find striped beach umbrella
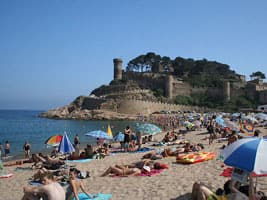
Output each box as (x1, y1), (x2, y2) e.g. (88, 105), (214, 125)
(44, 135), (63, 146)
(58, 132), (75, 154)
(221, 137), (267, 174)
(134, 123), (161, 135)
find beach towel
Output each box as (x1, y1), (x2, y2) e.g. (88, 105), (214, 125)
(140, 169), (164, 177)
(112, 169), (165, 178)
(29, 180), (43, 186)
(135, 147), (154, 153)
(220, 167), (267, 177)
(66, 158), (93, 163)
(110, 147), (137, 153)
(0, 173), (14, 178)
(72, 193), (112, 200)
(176, 152), (216, 164)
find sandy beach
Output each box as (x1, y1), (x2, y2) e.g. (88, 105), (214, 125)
(1, 127), (267, 200)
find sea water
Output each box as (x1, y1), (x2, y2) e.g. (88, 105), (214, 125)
(0, 110), (138, 160)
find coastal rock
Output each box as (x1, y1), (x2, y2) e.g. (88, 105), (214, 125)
(40, 106), (138, 121)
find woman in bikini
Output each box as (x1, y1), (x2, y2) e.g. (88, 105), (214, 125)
(100, 165), (141, 177)
(66, 168), (94, 200)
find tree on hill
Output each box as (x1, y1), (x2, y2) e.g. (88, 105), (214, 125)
(250, 71), (266, 80)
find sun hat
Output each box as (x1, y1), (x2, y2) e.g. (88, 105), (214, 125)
(143, 166), (151, 172)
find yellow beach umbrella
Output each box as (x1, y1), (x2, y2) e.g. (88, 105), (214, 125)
(107, 125), (113, 138)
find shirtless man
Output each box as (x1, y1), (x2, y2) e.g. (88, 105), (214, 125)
(22, 171), (65, 200)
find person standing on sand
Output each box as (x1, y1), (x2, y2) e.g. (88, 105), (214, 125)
(22, 171), (65, 200)
(23, 141), (31, 159)
(124, 126), (131, 152)
(4, 141), (10, 157)
(74, 134), (80, 148)
(136, 131), (142, 150)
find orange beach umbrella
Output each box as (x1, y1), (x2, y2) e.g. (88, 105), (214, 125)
(44, 135), (63, 146)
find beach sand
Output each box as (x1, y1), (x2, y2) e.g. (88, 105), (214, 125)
(1, 127), (267, 200)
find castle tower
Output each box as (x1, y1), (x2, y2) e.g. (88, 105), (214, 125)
(113, 58), (123, 80)
(152, 61), (164, 73)
(165, 75), (173, 98)
(223, 81), (231, 101)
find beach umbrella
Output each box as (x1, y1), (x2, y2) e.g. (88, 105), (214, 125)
(44, 135), (63, 146)
(232, 113), (241, 118)
(107, 125), (113, 138)
(58, 132), (75, 154)
(134, 123), (161, 135)
(113, 132), (125, 142)
(215, 116), (225, 127)
(221, 137), (267, 174)
(255, 113), (267, 121)
(224, 119), (240, 132)
(85, 130), (112, 140)
(242, 115), (258, 124)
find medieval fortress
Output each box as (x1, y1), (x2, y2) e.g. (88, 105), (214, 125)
(74, 58), (267, 115)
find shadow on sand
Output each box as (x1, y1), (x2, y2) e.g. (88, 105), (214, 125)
(170, 192), (191, 200)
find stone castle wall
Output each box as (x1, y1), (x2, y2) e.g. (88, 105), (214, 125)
(172, 81), (191, 97)
(124, 71), (166, 91)
(76, 97), (205, 115)
(116, 99), (205, 115)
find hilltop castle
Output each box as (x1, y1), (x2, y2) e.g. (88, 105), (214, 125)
(92, 58), (267, 106)
(41, 58), (267, 120)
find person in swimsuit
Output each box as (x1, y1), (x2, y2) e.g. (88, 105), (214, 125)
(23, 141), (31, 159)
(100, 165), (141, 177)
(4, 141), (10, 157)
(66, 168), (95, 200)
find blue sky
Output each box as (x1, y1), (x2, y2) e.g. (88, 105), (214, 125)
(1, 0), (267, 110)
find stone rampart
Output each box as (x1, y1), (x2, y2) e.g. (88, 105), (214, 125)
(117, 99), (204, 115)
(124, 71), (166, 91)
(101, 89), (151, 98)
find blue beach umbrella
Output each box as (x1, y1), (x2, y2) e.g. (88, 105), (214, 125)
(221, 137), (267, 174)
(85, 130), (112, 140)
(255, 113), (267, 121)
(113, 132), (125, 142)
(58, 132), (75, 154)
(135, 123), (161, 135)
(215, 116), (225, 127)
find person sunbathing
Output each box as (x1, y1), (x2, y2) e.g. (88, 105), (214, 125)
(100, 165), (142, 177)
(142, 150), (163, 160)
(66, 168), (95, 200)
(32, 167), (68, 182)
(192, 178), (266, 200)
(126, 159), (155, 169)
(35, 153), (65, 170)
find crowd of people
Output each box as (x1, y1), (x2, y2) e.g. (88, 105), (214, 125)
(1, 111), (267, 200)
